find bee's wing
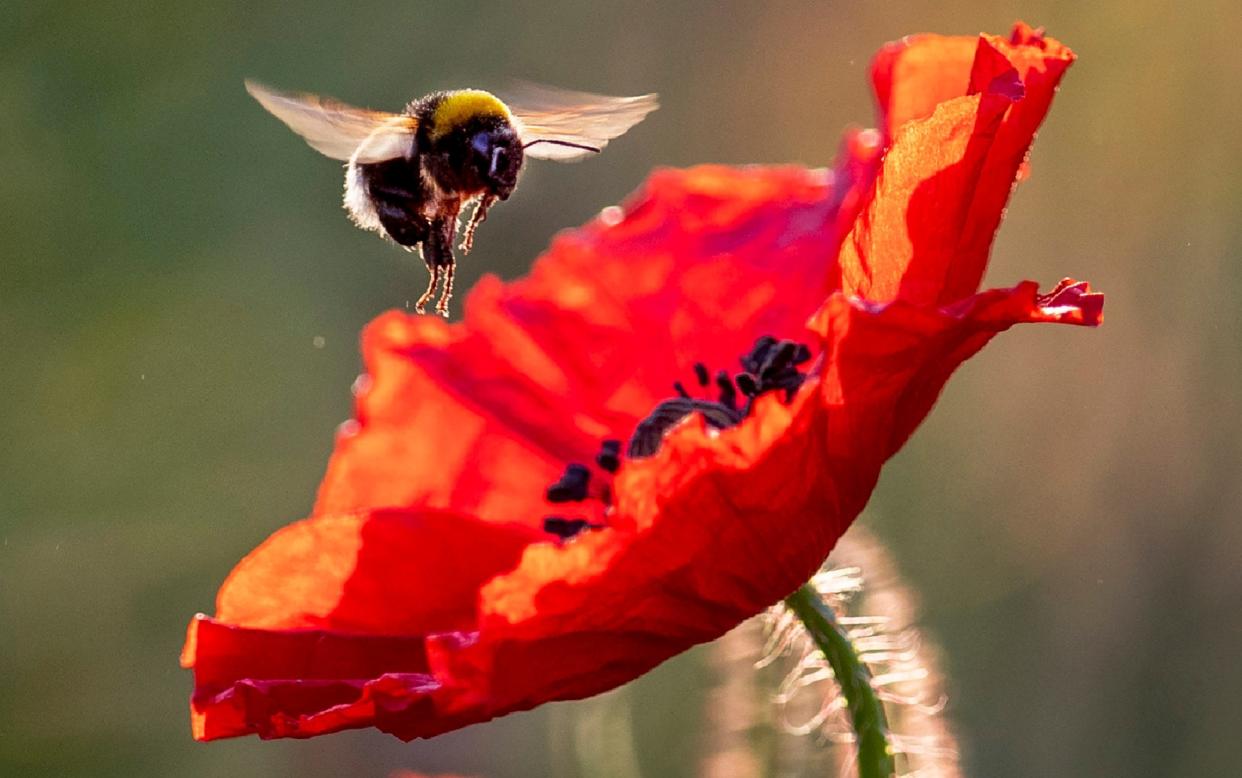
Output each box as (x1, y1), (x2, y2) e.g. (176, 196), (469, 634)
(506, 82), (658, 161)
(245, 80), (417, 164)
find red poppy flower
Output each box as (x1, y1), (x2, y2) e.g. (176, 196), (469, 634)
(182, 21), (1101, 742)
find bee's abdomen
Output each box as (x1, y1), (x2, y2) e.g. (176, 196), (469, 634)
(347, 157), (432, 248)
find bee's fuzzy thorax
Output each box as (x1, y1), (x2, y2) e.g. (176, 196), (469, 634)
(427, 90), (511, 140)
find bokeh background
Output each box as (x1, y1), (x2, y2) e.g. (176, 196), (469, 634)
(2, 1), (1239, 776)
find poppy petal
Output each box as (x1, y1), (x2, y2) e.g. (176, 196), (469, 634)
(183, 615), (440, 740)
(182, 510), (540, 740)
(951, 24), (1075, 302)
(836, 89), (1014, 305)
(871, 33), (979, 139)
(813, 278), (1103, 457)
(838, 26), (1074, 307)
(314, 312), (591, 526)
(209, 509), (540, 634)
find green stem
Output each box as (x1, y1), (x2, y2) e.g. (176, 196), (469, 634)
(784, 583), (895, 778)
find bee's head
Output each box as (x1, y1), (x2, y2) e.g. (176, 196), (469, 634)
(469, 125), (523, 200)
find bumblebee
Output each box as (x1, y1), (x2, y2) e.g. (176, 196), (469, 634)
(245, 80), (658, 316)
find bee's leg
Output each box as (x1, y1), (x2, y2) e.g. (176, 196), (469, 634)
(370, 198), (440, 313)
(414, 262), (441, 315)
(460, 195), (496, 255)
(435, 261), (455, 318)
(423, 209), (460, 318)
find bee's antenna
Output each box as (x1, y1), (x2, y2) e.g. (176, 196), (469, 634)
(523, 139), (601, 153)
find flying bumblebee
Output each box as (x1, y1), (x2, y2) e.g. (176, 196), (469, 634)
(245, 80), (658, 317)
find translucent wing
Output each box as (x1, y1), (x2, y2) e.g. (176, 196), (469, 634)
(506, 82), (659, 161)
(245, 80), (417, 164)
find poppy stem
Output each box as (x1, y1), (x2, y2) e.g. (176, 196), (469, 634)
(784, 583), (896, 778)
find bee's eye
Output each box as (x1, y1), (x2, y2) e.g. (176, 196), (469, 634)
(471, 132), (492, 158)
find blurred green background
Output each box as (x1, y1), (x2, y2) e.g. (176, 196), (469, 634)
(2, 1), (1239, 776)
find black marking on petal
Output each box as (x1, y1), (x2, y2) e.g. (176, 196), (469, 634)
(716, 370), (738, 410)
(596, 439), (622, 473)
(693, 362), (710, 387)
(736, 336), (811, 404)
(546, 463), (591, 503)
(629, 398), (695, 458)
(543, 516), (593, 539)
(740, 335), (778, 375)
(627, 397), (743, 458)
(697, 403), (744, 430)
(626, 336), (813, 459)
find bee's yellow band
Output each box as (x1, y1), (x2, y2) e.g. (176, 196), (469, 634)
(430, 90), (510, 139)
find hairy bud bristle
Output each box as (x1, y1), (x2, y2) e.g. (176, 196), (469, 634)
(757, 525), (963, 778)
